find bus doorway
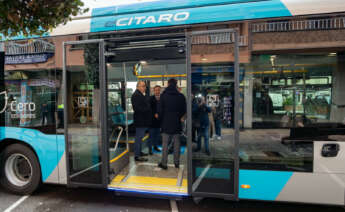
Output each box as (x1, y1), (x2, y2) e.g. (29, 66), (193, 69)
(62, 30), (240, 198)
(105, 36), (189, 195)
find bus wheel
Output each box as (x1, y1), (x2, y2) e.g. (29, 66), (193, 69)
(0, 144), (41, 195)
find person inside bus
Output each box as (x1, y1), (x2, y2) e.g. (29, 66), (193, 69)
(158, 79), (186, 170)
(213, 98), (223, 140)
(148, 85), (162, 154)
(131, 81), (152, 162)
(193, 96), (211, 155)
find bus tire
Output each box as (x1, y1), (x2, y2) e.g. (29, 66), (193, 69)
(0, 144), (41, 195)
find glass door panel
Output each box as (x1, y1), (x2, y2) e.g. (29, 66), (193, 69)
(106, 61), (130, 178)
(63, 40), (106, 186)
(188, 29), (240, 199)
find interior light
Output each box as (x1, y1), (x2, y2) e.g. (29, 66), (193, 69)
(329, 53), (337, 56)
(140, 61), (147, 65)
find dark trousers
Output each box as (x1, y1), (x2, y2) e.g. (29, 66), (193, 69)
(192, 126), (197, 142)
(148, 128), (160, 149)
(197, 126), (209, 152)
(214, 119), (222, 136)
(42, 112), (48, 125)
(135, 127), (148, 157)
(58, 110), (64, 128)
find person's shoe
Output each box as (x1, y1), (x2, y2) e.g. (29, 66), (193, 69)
(153, 146), (161, 152)
(205, 151), (211, 156)
(217, 136), (222, 140)
(175, 164), (179, 169)
(135, 157), (148, 162)
(140, 152), (148, 156)
(149, 149), (153, 155)
(158, 163), (168, 170)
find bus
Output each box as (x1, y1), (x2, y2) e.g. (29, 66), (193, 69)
(1, 0), (345, 206)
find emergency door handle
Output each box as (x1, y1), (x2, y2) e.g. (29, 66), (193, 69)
(321, 143), (340, 157)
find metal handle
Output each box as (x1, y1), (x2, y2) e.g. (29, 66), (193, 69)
(113, 126), (124, 152)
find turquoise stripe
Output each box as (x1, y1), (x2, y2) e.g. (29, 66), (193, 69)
(239, 169), (293, 200)
(92, 0), (271, 17)
(91, 0), (291, 33)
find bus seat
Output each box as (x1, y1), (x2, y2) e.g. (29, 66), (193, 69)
(110, 105), (133, 126)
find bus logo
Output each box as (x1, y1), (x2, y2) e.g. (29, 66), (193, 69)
(108, 12), (190, 28)
(0, 91), (36, 119)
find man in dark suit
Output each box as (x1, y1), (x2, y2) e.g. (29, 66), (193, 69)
(131, 81), (152, 162)
(158, 79), (186, 169)
(149, 85), (162, 154)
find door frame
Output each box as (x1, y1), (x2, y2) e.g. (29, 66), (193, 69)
(186, 29), (240, 200)
(63, 39), (109, 188)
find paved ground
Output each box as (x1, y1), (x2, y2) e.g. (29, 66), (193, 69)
(1, 184), (344, 212)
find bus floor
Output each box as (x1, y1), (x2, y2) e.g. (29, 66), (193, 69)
(108, 146), (188, 195)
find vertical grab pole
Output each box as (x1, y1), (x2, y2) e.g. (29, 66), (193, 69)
(123, 62), (129, 150)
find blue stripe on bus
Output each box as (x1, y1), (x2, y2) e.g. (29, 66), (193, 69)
(0, 127), (64, 182)
(90, 0), (291, 32)
(92, 0), (272, 17)
(239, 169), (293, 201)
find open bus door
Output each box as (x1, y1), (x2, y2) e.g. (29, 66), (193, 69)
(63, 40), (108, 188)
(104, 51), (131, 185)
(187, 29), (240, 200)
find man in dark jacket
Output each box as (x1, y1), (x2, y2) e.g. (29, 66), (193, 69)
(149, 85), (162, 154)
(131, 81), (152, 162)
(158, 79), (186, 169)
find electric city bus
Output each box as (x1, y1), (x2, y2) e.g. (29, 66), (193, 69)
(1, 0), (345, 206)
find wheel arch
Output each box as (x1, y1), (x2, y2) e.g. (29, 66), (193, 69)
(0, 138), (43, 182)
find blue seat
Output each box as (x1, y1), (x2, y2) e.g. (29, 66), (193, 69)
(109, 105), (133, 126)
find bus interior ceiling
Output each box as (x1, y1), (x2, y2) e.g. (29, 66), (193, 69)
(106, 37), (188, 194)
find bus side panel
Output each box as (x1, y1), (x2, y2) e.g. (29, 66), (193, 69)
(0, 127), (63, 184)
(239, 170), (293, 201)
(314, 142), (345, 174)
(281, 0), (345, 16)
(276, 142), (345, 205)
(276, 173), (345, 205)
(57, 135), (67, 185)
(45, 135), (66, 185)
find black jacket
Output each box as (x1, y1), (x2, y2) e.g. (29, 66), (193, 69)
(150, 95), (161, 128)
(159, 85), (186, 134)
(131, 90), (152, 128)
